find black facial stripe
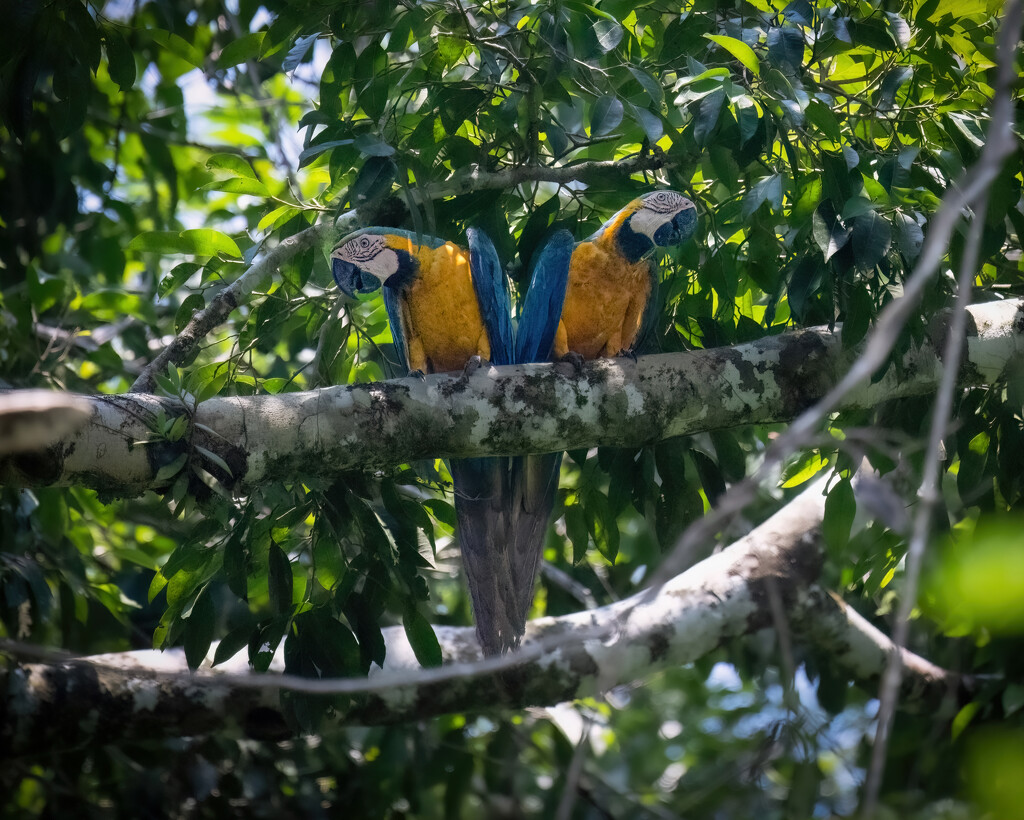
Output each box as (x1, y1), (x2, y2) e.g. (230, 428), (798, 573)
(644, 191), (686, 214)
(338, 235), (385, 263)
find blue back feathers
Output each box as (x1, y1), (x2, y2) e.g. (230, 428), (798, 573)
(467, 227), (514, 367)
(514, 229), (573, 364)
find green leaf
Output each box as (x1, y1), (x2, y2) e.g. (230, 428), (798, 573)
(627, 103), (663, 143)
(180, 229), (243, 258)
(823, 478), (856, 553)
(710, 431), (746, 483)
(65, 2), (102, 71)
(148, 29), (204, 69)
(103, 26), (137, 91)
(586, 491), (619, 562)
(213, 624), (252, 666)
(841, 196), (875, 220)
(307, 613), (362, 676)
(437, 35), (467, 66)
(347, 157), (397, 206)
(128, 230), (242, 259)
(195, 445), (232, 477)
(175, 293), (205, 334)
(27, 269), (67, 314)
(206, 153), (259, 180)
(159, 262), (201, 298)
(628, 66), (664, 105)
(298, 139), (354, 167)
(216, 32), (266, 69)
(841, 287), (872, 349)
(258, 205), (302, 233)
(565, 503), (589, 564)
(268, 540), (294, 615)
(694, 88), (725, 146)
(804, 100), (841, 142)
(223, 528), (250, 601)
(878, 66), (913, 110)
(403, 602), (442, 668)
(704, 34), (760, 76)
(851, 211), (892, 271)
(1003, 684), (1024, 717)
(812, 205), (850, 262)
(952, 702), (980, 740)
(743, 174), (782, 218)
(895, 212), (924, 262)
(591, 95), (624, 137)
(184, 587), (216, 670)
(283, 33), (318, 72)
(781, 452), (828, 488)
(354, 133), (396, 157)
(200, 177), (271, 197)
(957, 431), (991, 501)
(155, 453), (188, 483)
(249, 617), (288, 673)
(767, 26), (804, 71)
(423, 499), (457, 530)
(594, 19), (623, 52)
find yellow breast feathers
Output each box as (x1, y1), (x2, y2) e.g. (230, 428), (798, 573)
(554, 235), (652, 360)
(388, 237), (492, 373)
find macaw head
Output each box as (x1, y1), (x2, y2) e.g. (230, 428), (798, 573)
(607, 190), (698, 261)
(331, 229), (420, 296)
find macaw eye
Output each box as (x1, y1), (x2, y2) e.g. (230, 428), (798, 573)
(340, 234), (384, 263)
(646, 190), (686, 214)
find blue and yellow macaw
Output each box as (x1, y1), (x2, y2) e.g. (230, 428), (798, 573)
(519, 190), (699, 362)
(331, 227), (572, 655)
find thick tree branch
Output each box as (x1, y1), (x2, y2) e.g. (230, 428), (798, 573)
(6, 299), (1023, 494)
(0, 476), (964, 756)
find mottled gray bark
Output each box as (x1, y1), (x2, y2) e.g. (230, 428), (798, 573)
(3, 299), (1022, 495)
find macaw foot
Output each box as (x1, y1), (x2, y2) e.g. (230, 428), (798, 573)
(451, 355), (483, 388)
(558, 351), (586, 376)
(407, 369), (427, 380)
(462, 355), (483, 378)
(616, 348), (639, 362)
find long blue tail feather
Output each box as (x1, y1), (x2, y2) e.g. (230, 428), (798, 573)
(453, 228), (572, 654)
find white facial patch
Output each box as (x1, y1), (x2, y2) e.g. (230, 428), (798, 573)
(332, 234), (400, 283)
(645, 190), (688, 214)
(629, 192), (695, 240)
(628, 207), (671, 241)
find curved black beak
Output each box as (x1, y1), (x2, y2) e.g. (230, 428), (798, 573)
(331, 258), (379, 296)
(653, 206), (698, 247)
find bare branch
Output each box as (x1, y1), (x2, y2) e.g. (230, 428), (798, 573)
(0, 475), (965, 756)
(0, 390), (91, 457)
(7, 300), (1023, 493)
(417, 151), (675, 199)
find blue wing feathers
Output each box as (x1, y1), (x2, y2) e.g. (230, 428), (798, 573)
(455, 227), (571, 654)
(515, 229), (573, 364)
(467, 227), (514, 367)
(381, 286), (409, 373)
